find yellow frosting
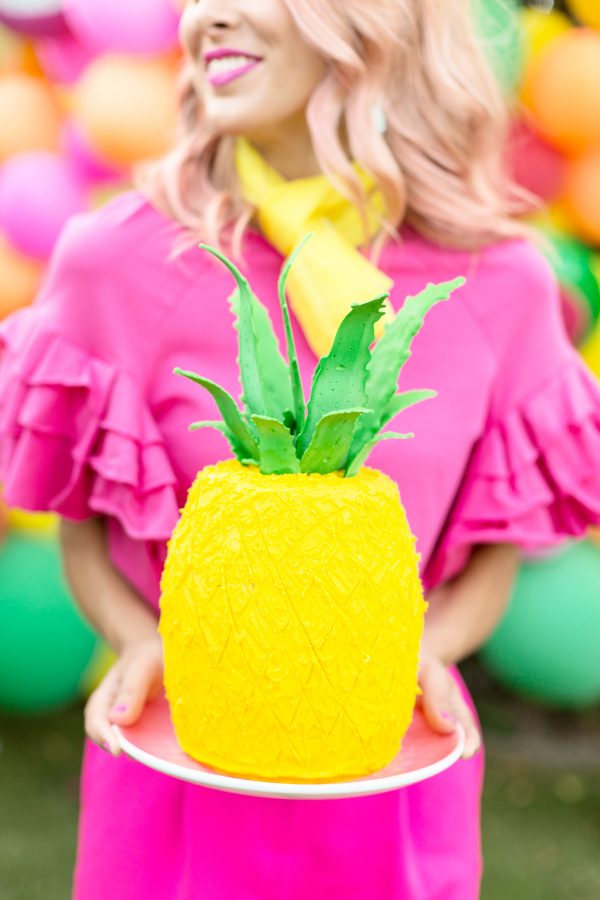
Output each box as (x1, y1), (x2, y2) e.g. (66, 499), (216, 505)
(159, 460), (426, 782)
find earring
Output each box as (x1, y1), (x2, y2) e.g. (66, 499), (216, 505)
(372, 104), (388, 136)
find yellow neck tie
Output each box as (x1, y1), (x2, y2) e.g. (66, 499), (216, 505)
(235, 138), (394, 357)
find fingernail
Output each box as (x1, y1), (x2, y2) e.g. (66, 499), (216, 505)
(112, 704), (127, 713)
(441, 712), (456, 724)
(102, 741), (110, 752)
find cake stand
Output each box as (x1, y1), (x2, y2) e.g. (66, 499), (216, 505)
(113, 693), (465, 800)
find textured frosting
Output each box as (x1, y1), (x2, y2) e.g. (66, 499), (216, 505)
(159, 460), (426, 782)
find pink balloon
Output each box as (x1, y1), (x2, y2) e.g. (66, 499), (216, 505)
(35, 27), (97, 84)
(0, 152), (88, 261)
(62, 120), (123, 185)
(63, 0), (180, 55)
(505, 117), (567, 205)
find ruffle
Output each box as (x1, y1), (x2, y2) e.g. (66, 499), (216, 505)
(427, 359), (600, 587)
(0, 316), (180, 541)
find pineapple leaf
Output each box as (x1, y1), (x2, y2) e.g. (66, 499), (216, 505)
(200, 244), (293, 424)
(174, 368), (259, 461)
(300, 408), (370, 475)
(296, 294), (388, 456)
(278, 237), (312, 433)
(352, 388), (436, 454)
(345, 431), (414, 479)
(352, 278), (465, 456)
(188, 419), (253, 460)
(250, 415), (301, 474)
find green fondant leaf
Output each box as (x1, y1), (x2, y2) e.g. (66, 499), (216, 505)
(200, 244), (293, 424)
(353, 279), (465, 455)
(278, 237), (311, 433)
(174, 368), (259, 461)
(296, 294), (387, 456)
(352, 388), (437, 453)
(250, 415), (301, 475)
(345, 431), (414, 479)
(300, 409), (369, 475)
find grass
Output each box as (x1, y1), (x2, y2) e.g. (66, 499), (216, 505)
(1, 659), (599, 899)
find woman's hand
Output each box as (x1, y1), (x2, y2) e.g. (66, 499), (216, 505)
(417, 654), (481, 759)
(84, 634), (164, 756)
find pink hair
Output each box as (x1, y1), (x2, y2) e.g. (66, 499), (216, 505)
(138, 0), (533, 255)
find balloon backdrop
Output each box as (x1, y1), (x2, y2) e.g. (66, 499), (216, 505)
(0, 151), (87, 260)
(520, 7), (571, 62)
(540, 227), (600, 344)
(567, 0), (600, 30)
(523, 29), (600, 156)
(0, 73), (61, 160)
(63, 0), (180, 56)
(75, 54), (178, 167)
(34, 26), (96, 84)
(481, 540), (600, 708)
(0, 232), (43, 317)
(506, 116), (566, 205)
(563, 150), (600, 246)
(0, 0), (66, 37)
(473, 0), (524, 94)
(62, 119), (123, 186)
(0, 531), (98, 713)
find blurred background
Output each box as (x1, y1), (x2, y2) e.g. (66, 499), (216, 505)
(0, 0), (599, 897)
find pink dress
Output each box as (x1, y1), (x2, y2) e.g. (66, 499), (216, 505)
(2, 192), (600, 899)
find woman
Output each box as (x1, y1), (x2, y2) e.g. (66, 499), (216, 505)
(1, 1), (599, 897)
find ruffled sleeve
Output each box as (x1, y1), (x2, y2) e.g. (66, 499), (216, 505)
(425, 241), (600, 587)
(0, 201), (180, 542)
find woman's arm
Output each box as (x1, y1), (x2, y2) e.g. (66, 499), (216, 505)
(419, 543), (520, 758)
(59, 518), (164, 755)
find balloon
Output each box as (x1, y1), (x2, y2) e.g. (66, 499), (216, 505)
(0, 532), (98, 713)
(563, 150), (600, 246)
(34, 26), (96, 84)
(523, 29), (600, 156)
(74, 55), (178, 167)
(567, 0), (600, 30)
(472, 0), (524, 94)
(8, 507), (58, 536)
(520, 7), (572, 62)
(0, 232), (43, 318)
(0, 0), (66, 37)
(0, 151), (87, 260)
(535, 226), (600, 344)
(505, 116), (566, 205)
(481, 540), (600, 708)
(62, 119), (123, 185)
(63, 0), (180, 56)
(0, 74), (62, 161)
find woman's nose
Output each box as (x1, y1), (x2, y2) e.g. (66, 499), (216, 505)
(189, 0), (242, 32)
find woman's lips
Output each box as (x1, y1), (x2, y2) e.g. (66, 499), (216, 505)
(207, 59), (261, 87)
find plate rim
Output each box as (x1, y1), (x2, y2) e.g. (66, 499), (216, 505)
(113, 721), (465, 800)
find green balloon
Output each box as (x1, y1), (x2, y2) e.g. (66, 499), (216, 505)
(472, 0), (525, 94)
(0, 532), (98, 713)
(543, 230), (600, 329)
(481, 540), (600, 708)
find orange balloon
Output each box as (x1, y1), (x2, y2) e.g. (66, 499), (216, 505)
(0, 75), (62, 161)
(563, 150), (600, 245)
(75, 55), (178, 168)
(0, 234), (43, 319)
(523, 29), (600, 156)
(567, 0), (600, 30)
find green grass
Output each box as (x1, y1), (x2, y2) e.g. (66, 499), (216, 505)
(1, 662), (599, 899)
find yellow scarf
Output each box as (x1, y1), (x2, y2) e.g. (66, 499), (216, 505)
(235, 138), (394, 357)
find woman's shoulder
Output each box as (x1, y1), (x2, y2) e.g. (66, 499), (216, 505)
(54, 189), (181, 277)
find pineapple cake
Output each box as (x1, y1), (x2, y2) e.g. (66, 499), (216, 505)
(159, 241), (465, 783)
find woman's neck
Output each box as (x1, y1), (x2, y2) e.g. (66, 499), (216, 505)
(244, 113), (321, 180)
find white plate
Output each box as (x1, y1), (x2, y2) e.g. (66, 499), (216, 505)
(114, 693), (465, 800)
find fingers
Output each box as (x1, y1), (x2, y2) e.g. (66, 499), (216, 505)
(84, 668), (122, 757)
(107, 650), (163, 728)
(419, 659), (481, 759)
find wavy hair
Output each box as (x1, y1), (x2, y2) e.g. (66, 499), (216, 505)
(138, 0), (532, 255)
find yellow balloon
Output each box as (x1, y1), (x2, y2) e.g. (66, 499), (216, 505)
(0, 233), (43, 319)
(520, 8), (572, 61)
(567, 0), (600, 30)
(79, 642), (117, 697)
(8, 508), (58, 536)
(75, 55), (178, 168)
(581, 318), (600, 378)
